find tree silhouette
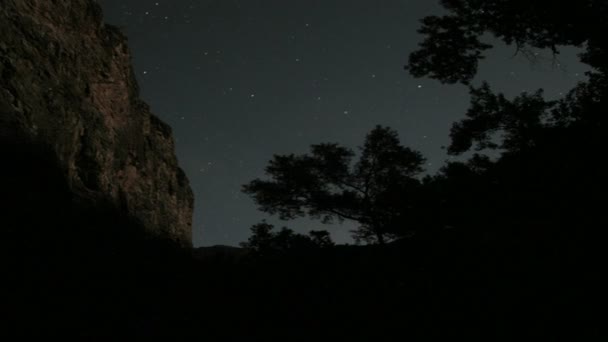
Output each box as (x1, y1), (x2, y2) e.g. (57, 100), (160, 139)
(407, 0), (608, 85)
(240, 221), (333, 255)
(448, 82), (556, 155)
(243, 126), (426, 244)
(239, 221), (276, 253)
(406, 0), (608, 255)
(308, 230), (334, 248)
(406, 0), (607, 172)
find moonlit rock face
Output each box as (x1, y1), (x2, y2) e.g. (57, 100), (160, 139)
(0, 0), (194, 247)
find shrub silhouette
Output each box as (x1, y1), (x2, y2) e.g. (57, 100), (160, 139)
(240, 221), (334, 256)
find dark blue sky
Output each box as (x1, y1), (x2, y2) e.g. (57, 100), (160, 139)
(99, 0), (588, 247)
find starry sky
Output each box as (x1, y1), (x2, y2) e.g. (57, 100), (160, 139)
(98, 0), (588, 247)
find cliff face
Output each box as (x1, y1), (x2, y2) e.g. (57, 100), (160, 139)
(0, 0), (194, 246)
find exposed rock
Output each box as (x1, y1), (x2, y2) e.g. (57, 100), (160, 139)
(0, 0), (193, 246)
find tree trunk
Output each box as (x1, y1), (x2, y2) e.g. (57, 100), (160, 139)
(376, 231), (385, 245)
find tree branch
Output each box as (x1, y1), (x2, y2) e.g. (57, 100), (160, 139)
(335, 179), (366, 195)
(295, 193), (365, 223)
(324, 207), (365, 223)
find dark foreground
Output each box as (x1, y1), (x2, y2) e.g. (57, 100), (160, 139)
(1, 141), (602, 340)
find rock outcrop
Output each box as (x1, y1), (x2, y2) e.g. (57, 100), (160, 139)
(0, 0), (194, 246)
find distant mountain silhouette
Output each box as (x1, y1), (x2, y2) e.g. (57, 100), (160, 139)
(192, 245), (250, 263)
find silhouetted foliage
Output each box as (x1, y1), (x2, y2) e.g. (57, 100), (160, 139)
(406, 1), (607, 230)
(407, 0), (608, 84)
(243, 126), (426, 244)
(239, 221), (333, 255)
(308, 230), (334, 248)
(448, 82), (556, 155)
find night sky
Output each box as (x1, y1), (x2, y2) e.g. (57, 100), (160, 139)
(98, 0), (588, 247)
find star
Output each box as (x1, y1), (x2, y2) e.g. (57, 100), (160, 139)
(97, 0), (589, 247)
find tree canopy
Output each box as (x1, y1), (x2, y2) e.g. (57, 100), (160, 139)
(407, 0), (608, 85)
(243, 126), (426, 244)
(405, 0), (608, 242)
(239, 221), (333, 256)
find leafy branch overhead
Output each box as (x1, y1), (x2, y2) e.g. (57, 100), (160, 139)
(407, 0), (608, 84)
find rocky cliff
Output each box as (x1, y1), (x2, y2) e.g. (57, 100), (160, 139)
(0, 0), (194, 246)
